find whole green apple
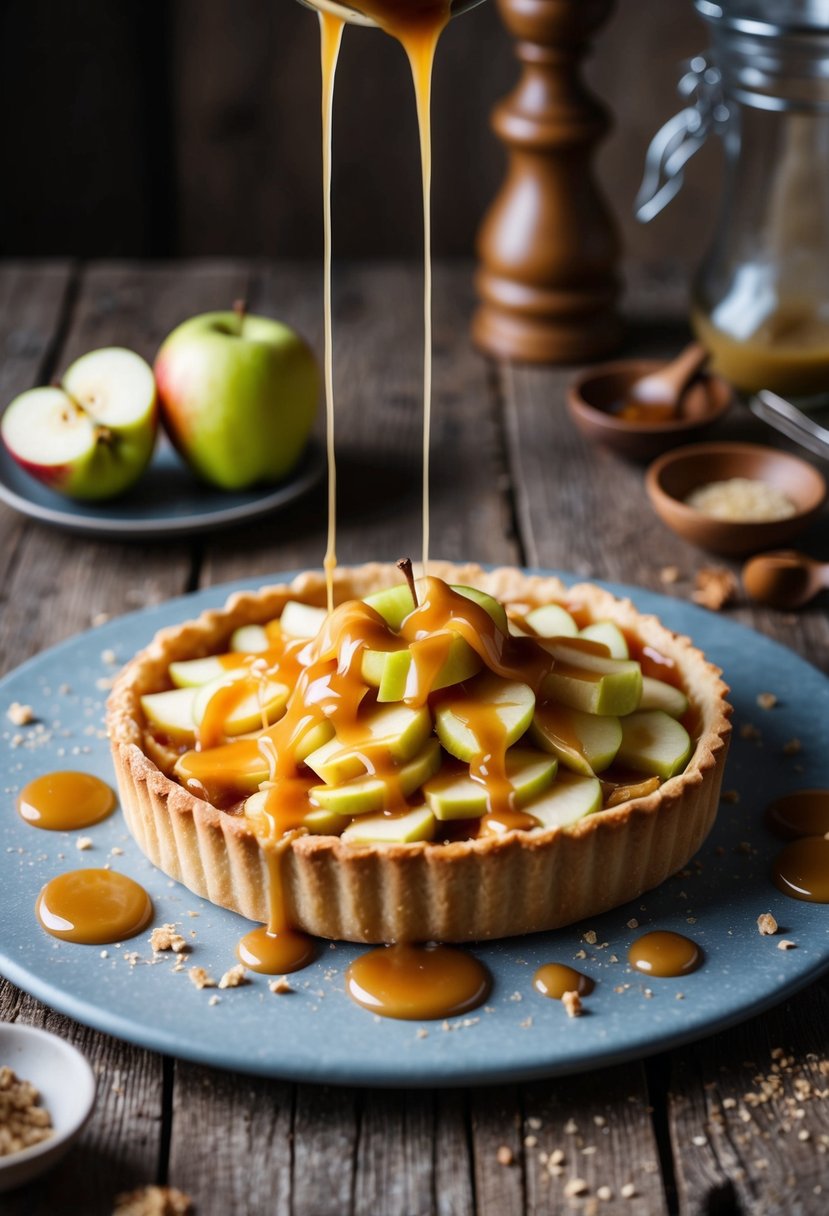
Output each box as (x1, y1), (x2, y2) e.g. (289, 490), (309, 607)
(154, 308), (318, 490)
(1, 347), (157, 500)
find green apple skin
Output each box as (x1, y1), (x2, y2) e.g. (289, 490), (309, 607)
(524, 772), (603, 830)
(616, 710), (692, 779)
(341, 806), (436, 845)
(1, 349), (157, 501)
(424, 748), (557, 820)
(435, 674), (536, 763)
(155, 312), (318, 491)
(578, 621), (629, 660)
(529, 704), (622, 776)
(310, 738), (441, 816)
(639, 676), (689, 719)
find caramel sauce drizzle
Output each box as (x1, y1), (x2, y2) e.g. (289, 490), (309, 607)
(771, 836), (829, 904)
(765, 789), (829, 841)
(17, 771), (116, 832)
(346, 942), (491, 1021)
(628, 930), (703, 978)
(533, 962), (595, 1000)
(36, 869), (153, 945)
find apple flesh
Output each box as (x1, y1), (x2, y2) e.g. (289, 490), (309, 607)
(155, 310), (318, 491)
(304, 703), (433, 785)
(525, 603), (578, 638)
(578, 621), (629, 659)
(341, 805), (436, 845)
(310, 738), (441, 816)
(639, 676), (689, 719)
(616, 710), (692, 779)
(1, 347), (157, 500)
(530, 703), (622, 776)
(524, 772), (603, 830)
(424, 748), (557, 819)
(542, 641), (642, 717)
(435, 673), (536, 762)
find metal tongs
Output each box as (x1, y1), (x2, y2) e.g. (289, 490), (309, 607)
(750, 390), (829, 462)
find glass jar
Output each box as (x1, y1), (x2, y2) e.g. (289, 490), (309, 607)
(638, 0), (829, 402)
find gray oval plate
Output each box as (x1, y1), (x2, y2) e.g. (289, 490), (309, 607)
(0, 435), (324, 539)
(1, 573), (828, 1086)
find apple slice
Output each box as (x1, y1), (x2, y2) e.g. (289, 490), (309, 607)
(192, 672), (290, 738)
(578, 621), (629, 659)
(341, 806), (436, 845)
(281, 601), (328, 639)
(310, 738), (441, 816)
(616, 710), (692, 779)
(169, 654), (248, 688)
(524, 772), (603, 830)
(1, 348), (157, 500)
(377, 637), (482, 703)
(302, 806), (351, 835)
(141, 688), (197, 742)
(525, 603), (578, 638)
(530, 703), (622, 776)
(175, 717), (335, 799)
(435, 673), (535, 762)
(229, 624), (271, 653)
(363, 584), (416, 630)
(424, 748), (557, 820)
(304, 703), (433, 785)
(639, 676), (689, 719)
(542, 641), (642, 717)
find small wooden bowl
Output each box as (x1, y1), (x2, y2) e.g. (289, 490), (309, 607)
(645, 442), (827, 557)
(567, 360), (733, 462)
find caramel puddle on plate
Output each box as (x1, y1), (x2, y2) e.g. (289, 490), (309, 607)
(533, 963), (595, 1000)
(236, 925), (317, 975)
(771, 836), (829, 903)
(346, 943), (491, 1020)
(18, 771), (116, 831)
(765, 789), (829, 841)
(36, 869), (153, 945)
(628, 930), (703, 978)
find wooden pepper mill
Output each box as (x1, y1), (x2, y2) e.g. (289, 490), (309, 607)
(472, 0), (622, 364)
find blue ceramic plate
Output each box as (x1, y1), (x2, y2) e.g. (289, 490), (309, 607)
(1, 573), (827, 1086)
(0, 435), (324, 539)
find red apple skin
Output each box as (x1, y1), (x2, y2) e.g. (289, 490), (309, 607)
(154, 311), (318, 491)
(3, 449), (73, 490)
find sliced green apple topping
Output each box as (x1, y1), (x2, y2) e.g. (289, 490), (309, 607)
(149, 575), (696, 843)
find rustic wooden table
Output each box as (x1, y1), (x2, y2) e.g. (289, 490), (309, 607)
(1, 261), (828, 1216)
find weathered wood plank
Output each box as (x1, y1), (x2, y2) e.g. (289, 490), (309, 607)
(469, 1085), (525, 1215)
(521, 1066), (668, 1215)
(201, 261), (519, 586)
(0, 992), (164, 1216)
(670, 980), (829, 1216)
(353, 1090), (435, 1216)
(292, 1084), (359, 1216)
(167, 1064), (294, 1215)
(435, 1090), (475, 1216)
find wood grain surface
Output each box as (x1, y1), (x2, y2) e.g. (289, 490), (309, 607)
(1, 261), (827, 1216)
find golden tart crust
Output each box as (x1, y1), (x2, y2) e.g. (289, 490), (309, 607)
(106, 562), (732, 943)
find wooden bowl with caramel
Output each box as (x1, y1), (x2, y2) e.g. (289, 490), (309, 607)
(567, 360), (733, 462)
(645, 442), (827, 557)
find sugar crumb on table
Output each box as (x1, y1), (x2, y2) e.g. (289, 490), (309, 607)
(149, 924), (189, 954)
(562, 990), (583, 1018)
(757, 912), (778, 936)
(6, 702), (35, 726)
(218, 963), (248, 989)
(188, 966), (216, 990)
(268, 976), (293, 994)
(691, 567), (738, 611)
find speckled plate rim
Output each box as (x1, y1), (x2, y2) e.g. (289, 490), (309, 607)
(1, 569), (828, 1088)
(0, 441), (325, 540)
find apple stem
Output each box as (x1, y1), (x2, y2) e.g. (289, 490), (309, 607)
(397, 558), (418, 608)
(233, 298), (247, 335)
(94, 424), (113, 446)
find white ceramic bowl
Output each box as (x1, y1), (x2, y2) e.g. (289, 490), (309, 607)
(0, 1022), (96, 1192)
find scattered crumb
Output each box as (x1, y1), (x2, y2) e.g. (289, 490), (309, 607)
(740, 723), (761, 741)
(268, 977), (293, 995)
(564, 1178), (588, 1198)
(593, 1115), (606, 1127)
(100, 950), (109, 960)
(207, 995), (221, 1007)
(723, 1098), (737, 1110)
(528, 1116), (543, 1131)
(0, 1067), (53, 1157)
(564, 1119), (578, 1135)
(6, 702), (34, 727)
(218, 964), (248, 990)
(101, 648), (117, 665)
(496, 1145), (514, 1167)
(416, 1028), (428, 1040)
(112, 1186), (193, 1216)
(659, 566), (681, 585)
(123, 951), (141, 968)
(111, 846), (124, 857)
(574, 949), (587, 960)
(757, 692), (778, 710)
(626, 918), (639, 930)
(524, 1134), (538, 1148)
(597, 1185), (613, 1201)
(783, 738), (802, 756)
(721, 789), (740, 804)
(562, 990), (583, 1018)
(583, 930), (598, 945)
(621, 1182), (637, 1199)
(76, 836), (93, 851)
(149, 924), (188, 955)
(798, 1129), (811, 1142)
(188, 966), (216, 990)
(91, 611), (110, 627)
(757, 912), (778, 937)
(692, 1135), (708, 1146)
(692, 567), (738, 611)
(550, 1149), (566, 1165)
(778, 940), (797, 951)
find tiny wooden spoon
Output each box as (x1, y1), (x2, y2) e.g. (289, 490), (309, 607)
(621, 342), (710, 419)
(742, 550), (829, 609)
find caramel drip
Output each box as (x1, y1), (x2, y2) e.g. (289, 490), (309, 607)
(772, 836), (829, 903)
(36, 869), (153, 944)
(533, 703), (587, 761)
(628, 931), (703, 978)
(481, 807), (538, 835)
(765, 790), (829, 841)
(17, 771), (116, 832)
(533, 963), (595, 1000)
(236, 924), (317, 975)
(319, 10), (344, 614)
(346, 942), (491, 1020)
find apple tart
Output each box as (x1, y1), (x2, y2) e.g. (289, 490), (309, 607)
(106, 562), (731, 942)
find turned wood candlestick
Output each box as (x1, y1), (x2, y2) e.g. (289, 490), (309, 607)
(473, 0), (622, 364)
